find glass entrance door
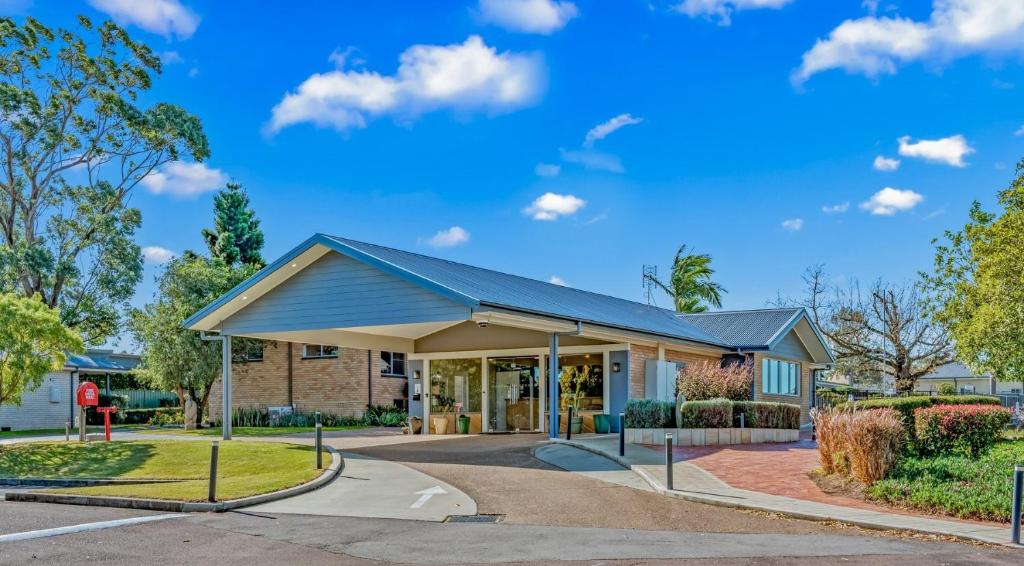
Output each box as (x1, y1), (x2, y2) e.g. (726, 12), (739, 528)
(487, 357), (540, 432)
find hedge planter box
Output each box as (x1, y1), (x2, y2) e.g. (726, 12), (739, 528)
(625, 427), (799, 446)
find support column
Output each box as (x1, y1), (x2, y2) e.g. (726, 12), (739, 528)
(548, 333), (559, 439)
(421, 359), (430, 435)
(538, 355), (546, 434)
(222, 335), (232, 440)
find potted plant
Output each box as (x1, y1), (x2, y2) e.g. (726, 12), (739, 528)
(560, 365), (594, 434)
(455, 402), (470, 434)
(592, 412), (610, 434)
(433, 395), (454, 434)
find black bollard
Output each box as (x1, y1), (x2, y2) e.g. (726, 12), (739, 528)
(1012, 465), (1023, 545)
(566, 406), (573, 441)
(665, 433), (674, 491)
(619, 412), (626, 457)
(208, 440), (219, 502)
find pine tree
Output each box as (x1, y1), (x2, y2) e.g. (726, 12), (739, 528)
(202, 183), (265, 267)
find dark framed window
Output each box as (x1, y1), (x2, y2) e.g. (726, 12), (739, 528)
(241, 341), (264, 362)
(380, 351), (406, 376)
(303, 344), (338, 359)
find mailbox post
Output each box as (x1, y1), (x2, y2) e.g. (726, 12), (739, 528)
(96, 406), (118, 441)
(76, 382), (99, 442)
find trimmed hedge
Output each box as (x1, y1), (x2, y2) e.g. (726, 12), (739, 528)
(624, 399), (676, 428)
(837, 395), (1001, 441)
(120, 407), (183, 425)
(914, 404), (1011, 458)
(679, 399), (732, 428)
(733, 401), (801, 430)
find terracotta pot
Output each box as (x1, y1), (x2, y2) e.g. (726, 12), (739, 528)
(432, 416), (449, 435)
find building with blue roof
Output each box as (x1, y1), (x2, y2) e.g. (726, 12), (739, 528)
(186, 234), (834, 440)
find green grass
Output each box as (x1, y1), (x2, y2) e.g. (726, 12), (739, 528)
(866, 440), (1024, 522)
(0, 440), (321, 501)
(141, 425), (367, 437)
(0, 428), (65, 439)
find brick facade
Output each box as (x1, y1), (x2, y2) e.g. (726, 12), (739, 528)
(207, 341), (408, 423)
(629, 345), (658, 399)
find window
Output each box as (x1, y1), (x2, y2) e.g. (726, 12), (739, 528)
(240, 341), (264, 362)
(762, 358), (800, 396)
(303, 344), (338, 359)
(380, 351), (407, 376)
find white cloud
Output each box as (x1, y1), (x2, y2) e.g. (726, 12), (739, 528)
(794, 0), (1024, 84)
(424, 226), (470, 248)
(675, 0), (795, 26)
(524, 192), (585, 220)
(583, 113), (643, 147)
(477, 0), (578, 34)
(535, 162), (561, 177)
(187, 67), (199, 78)
(822, 202), (850, 214)
(88, 0), (199, 40)
(549, 275), (568, 286)
(873, 155), (900, 171)
(897, 134), (974, 167)
(268, 36), (544, 134)
(141, 246), (176, 264)
(859, 187), (924, 215)
(140, 161), (228, 197)
(1015, 125), (1024, 137)
(560, 148), (623, 173)
(781, 218), (804, 231)
(160, 51), (183, 65)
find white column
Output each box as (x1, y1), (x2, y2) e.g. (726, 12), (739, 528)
(602, 350), (611, 415)
(538, 356), (545, 433)
(421, 359), (430, 435)
(222, 335), (232, 440)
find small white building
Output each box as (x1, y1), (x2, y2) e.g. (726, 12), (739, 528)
(0, 350), (139, 432)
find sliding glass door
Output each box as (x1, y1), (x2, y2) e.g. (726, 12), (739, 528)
(487, 357), (540, 432)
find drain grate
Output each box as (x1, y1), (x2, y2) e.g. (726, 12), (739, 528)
(445, 514), (503, 523)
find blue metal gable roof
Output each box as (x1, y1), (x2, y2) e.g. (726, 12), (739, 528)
(324, 236), (729, 347)
(65, 350), (140, 372)
(679, 308), (804, 349)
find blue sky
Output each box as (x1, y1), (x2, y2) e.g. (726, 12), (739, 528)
(9, 0), (1024, 348)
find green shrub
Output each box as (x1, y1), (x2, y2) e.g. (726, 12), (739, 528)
(838, 395), (1000, 443)
(733, 401), (801, 429)
(914, 404), (1011, 458)
(120, 407), (182, 425)
(679, 399), (732, 428)
(936, 383), (957, 396)
(624, 399), (676, 428)
(363, 404), (408, 427)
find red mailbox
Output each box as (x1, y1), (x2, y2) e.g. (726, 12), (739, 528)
(76, 381), (99, 407)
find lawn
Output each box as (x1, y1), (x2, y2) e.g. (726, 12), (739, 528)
(0, 428), (65, 439)
(143, 425), (368, 437)
(866, 440), (1024, 522)
(0, 440), (321, 501)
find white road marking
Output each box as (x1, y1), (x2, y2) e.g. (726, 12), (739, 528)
(0, 513), (184, 544)
(410, 486), (446, 509)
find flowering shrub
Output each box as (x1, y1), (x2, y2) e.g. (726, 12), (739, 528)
(679, 399), (732, 428)
(624, 399), (676, 428)
(812, 407), (904, 484)
(677, 361), (753, 401)
(838, 395), (1001, 443)
(733, 401), (801, 430)
(914, 404), (1011, 458)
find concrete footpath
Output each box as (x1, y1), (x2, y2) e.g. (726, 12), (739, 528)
(246, 452), (476, 521)
(555, 435), (1017, 547)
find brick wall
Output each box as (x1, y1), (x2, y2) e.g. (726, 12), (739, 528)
(207, 341), (408, 423)
(752, 352), (812, 425)
(629, 345), (657, 399)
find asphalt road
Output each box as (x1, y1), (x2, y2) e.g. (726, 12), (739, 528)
(0, 433), (1020, 565)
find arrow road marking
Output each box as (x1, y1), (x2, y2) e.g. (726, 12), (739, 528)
(410, 486), (447, 509)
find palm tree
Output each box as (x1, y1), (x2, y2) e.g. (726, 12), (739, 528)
(645, 245), (725, 313)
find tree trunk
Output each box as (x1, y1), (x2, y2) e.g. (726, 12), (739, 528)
(894, 369), (915, 395)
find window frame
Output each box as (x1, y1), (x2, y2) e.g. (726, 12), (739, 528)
(380, 351), (407, 377)
(302, 344), (338, 359)
(761, 357), (800, 397)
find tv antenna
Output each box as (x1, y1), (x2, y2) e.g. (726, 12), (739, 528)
(642, 264), (658, 306)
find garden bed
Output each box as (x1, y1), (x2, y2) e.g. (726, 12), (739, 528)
(626, 427), (799, 446)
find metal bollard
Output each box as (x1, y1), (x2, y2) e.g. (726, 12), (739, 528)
(208, 440), (220, 502)
(1012, 465), (1023, 545)
(665, 433), (674, 491)
(566, 406), (573, 441)
(315, 411), (323, 470)
(739, 413), (745, 429)
(619, 412), (626, 457)
(65, 419), (70, 442)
